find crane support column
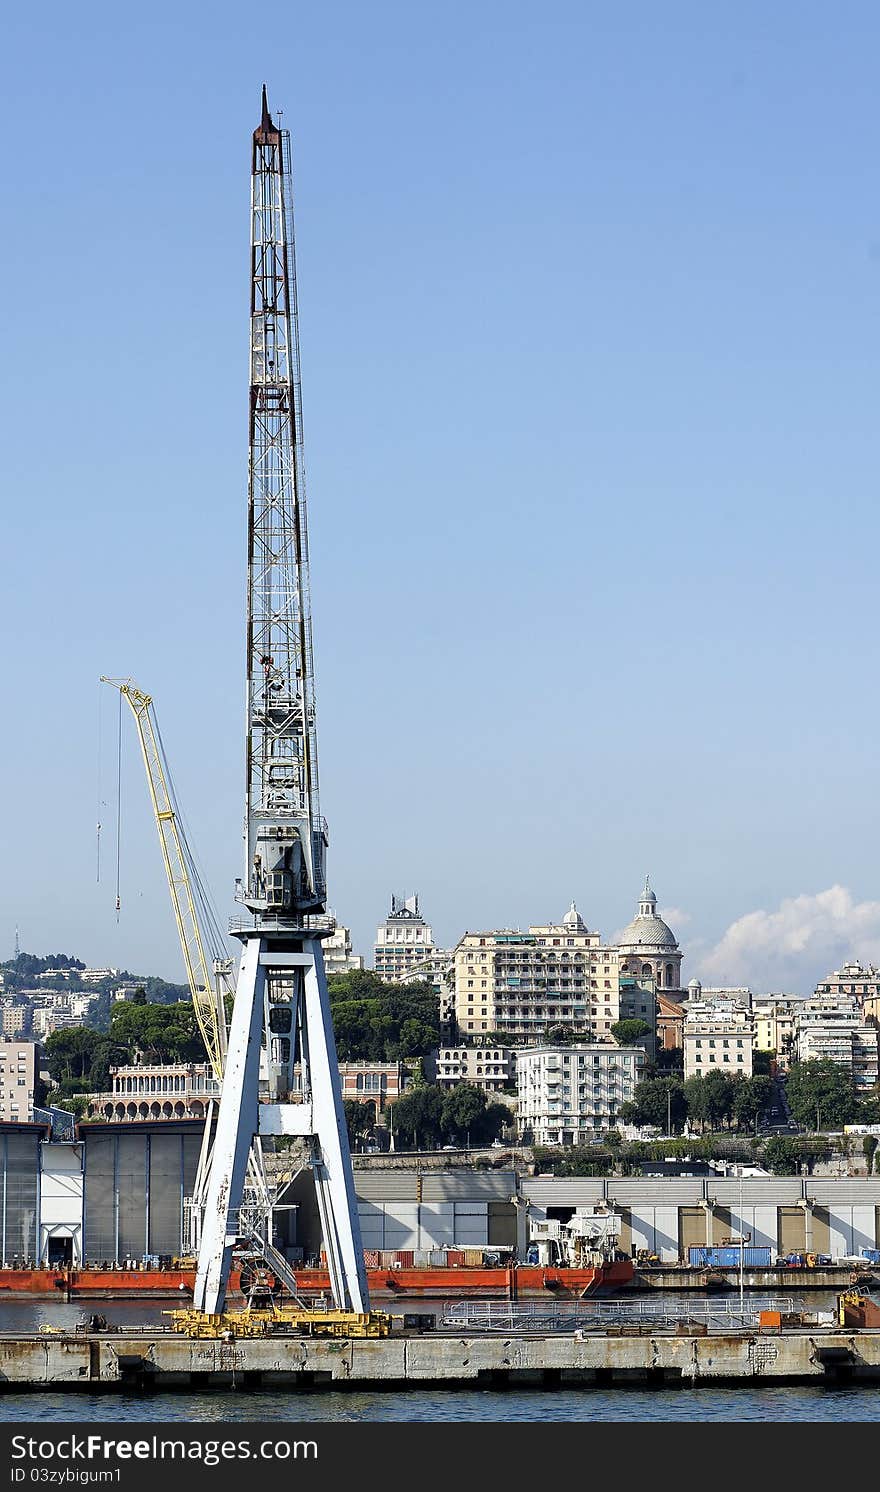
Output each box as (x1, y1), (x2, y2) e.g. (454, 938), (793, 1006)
(193, 937), (265, 1314)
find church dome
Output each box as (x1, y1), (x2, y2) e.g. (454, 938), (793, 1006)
(617, 878), (678, 950)
(562, 900), (586, 930)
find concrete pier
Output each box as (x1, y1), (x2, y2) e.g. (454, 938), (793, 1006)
(1, 1327), (880, 1390)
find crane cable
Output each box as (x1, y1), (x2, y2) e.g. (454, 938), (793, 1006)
(114, 686), (122, 920)
(151, 715), (228, 966)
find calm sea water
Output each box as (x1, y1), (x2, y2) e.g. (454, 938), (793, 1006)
(0, 1295), (877, 1422)
(0, 1387), (877, 1423)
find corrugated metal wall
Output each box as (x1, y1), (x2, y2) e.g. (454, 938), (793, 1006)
(779, 1207), (806, 1253)
(2, 1130), (41, 1263)
(516, 1175), (880, 1262)
(82, 1127), (202, 1262)
(355, 1200), (496, 1249)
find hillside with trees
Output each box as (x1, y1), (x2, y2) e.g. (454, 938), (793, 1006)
(326, 970), (439, 1060)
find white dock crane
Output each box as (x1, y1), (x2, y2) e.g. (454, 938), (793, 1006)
(192, 88), (369, 1320)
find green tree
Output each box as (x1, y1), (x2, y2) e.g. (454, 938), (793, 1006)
(546, 1025), (576, 1046)
(610, 1019), (652, 1047)
(44, 1028), (102, 1084)
(108, 1001), (205, 1063)
(764, 1137), (800, 1175)
(618, 1077), (687, 1133)
(784, 1059), (859, 1130)
(441, 1083), (488, 1144)
(343, 1100), (377, 1145)
(481, 1102), (512, 1143)
(863, 1136), (878, 1174)
(731, 1074), (773, 1132)
(326, 972), (439, 1061)
(682, 1071), (739, 1131)
(390, 1086), (444, 1149)
(752, 1049), (776, 1076)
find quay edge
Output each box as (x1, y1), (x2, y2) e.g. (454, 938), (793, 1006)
(2, 1328), (880, 1390)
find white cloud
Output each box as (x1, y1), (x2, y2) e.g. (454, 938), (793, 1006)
(694, 885), (880, 992)
(659, 906), (691, 928)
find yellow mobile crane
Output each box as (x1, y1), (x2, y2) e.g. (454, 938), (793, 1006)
(100, 677), (229, 1079)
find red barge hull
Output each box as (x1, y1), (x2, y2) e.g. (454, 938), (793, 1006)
(0, 1260), (633, 1301)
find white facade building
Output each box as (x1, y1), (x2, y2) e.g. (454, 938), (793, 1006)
(31, 1007), (79, 1041)
(684, 998), (755, 1080)
(427, 1045), (515, 1093)
(373, 894), (437, 982)
(816, 961), (880, 1025)
(516, 1044), (646, 1146)
(795, 996), (879, 1091)
(323, 923), (365, 978)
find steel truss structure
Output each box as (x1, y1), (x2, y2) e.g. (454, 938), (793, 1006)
(193, 89), (367, 1316)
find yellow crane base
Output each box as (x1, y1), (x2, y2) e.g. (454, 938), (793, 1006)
(167, 1308), (392, 1339)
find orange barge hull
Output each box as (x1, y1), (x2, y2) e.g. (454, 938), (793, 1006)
(0, 1260), (633, 1300)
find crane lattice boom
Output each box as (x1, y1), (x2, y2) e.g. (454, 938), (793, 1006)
(100, 678), (228, 1079)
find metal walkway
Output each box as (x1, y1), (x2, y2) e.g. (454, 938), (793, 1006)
(441, 1296), (800, 1333)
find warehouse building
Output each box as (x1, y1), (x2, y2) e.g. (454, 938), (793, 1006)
(4, 1122), (880, 1268)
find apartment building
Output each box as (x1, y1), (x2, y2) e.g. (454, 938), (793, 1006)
(795, 996), (879, 1091)
(657, 994), (685, 1051)
(815, 962), (880, 1024)
(516, 1044), (646, 1145)
(426, 1045), (515, 1093)
(0, 1002), (27, 1040)
(453, 902), (657, 1049)
(323, 923), (365, 978)
(373, 894), (437, 982)
(0, 1042), (36, 1123)
(683, 995), (755, 1080)
(752, 994), (804, 1068)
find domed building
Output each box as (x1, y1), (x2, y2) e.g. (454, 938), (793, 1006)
(617, 878), (683, 995)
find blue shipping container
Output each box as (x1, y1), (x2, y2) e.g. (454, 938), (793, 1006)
(688, 1246), (773, 1268)
(861, 1248), (880, 1263)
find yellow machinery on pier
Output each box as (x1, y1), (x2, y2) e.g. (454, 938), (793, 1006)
(168, 1308), (392, 1339)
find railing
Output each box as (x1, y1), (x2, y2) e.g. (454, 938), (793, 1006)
(441, 1296), (800, 1333)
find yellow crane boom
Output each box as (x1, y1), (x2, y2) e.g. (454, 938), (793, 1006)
(101, 677), (228, 1080)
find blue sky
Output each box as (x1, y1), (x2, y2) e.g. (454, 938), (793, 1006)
(2, 2), (880, 993)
